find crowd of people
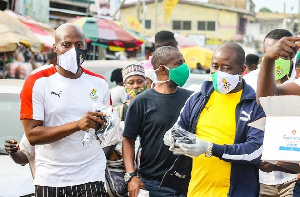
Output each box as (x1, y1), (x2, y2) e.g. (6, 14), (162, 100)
(4, 22), (300, 197)
(0, 44), (54, 79)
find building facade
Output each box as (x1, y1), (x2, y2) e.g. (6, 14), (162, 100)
(247, 12), (299, 52)
(120, 0), (255, 49)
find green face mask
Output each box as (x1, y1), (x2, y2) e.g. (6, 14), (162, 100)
(296, 51), (300, 62)
(165, 63), (190, 87)
(274, 58), (290, 80)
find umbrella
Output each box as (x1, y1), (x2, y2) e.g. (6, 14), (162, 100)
(174, 34), (197, 48)
(3, 10), (54, 53)
(149, 34), (197, 48)
(180, 46), (213, 69)
(4, 10), (55, 36)
(21, 21), (54, 52)
(70, 17), (137, 44)
(0, 10), (43, 53)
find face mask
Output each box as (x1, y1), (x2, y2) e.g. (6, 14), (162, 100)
(152, 63), (190, 87)
(125, 85), (147, 99)
(296, 51), (300, 62)
(58, 47), (87, 74)
(274, 58), (290, 80)
(211, 71), (241, 94)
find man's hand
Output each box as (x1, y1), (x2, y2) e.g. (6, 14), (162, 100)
(128, 176), (145, 197)
(264, 37), (300, 61)
(173, 138), (209, 158)
(277, 161), (300, 173)
(259, 161), (276, 172)
(77, 111), (106, 131)
(5, 139), (19, 154)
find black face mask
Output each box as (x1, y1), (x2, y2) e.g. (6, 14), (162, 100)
(75, 48), (87, 67)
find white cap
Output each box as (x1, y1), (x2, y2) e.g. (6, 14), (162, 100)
(122, 63), (145, 82)
(144, 68), (157, 82)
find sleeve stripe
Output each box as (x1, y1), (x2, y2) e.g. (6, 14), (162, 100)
(82, 67), (107, 80)
(222, 145), (263, 161)
(20, 66), (56, 120)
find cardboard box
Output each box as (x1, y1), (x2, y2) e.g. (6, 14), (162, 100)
(249, 96), (300, 164)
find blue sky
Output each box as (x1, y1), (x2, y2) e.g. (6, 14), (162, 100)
(252, 0), (299, 13)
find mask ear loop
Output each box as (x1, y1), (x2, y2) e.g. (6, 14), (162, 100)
(151, 81), (155, 88)
(238, 74), (243, 83)
(151, 79), (171, 88)
(151, 65), (171, 88)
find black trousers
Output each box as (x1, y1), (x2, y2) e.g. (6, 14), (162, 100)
(35, 181), (108, 197)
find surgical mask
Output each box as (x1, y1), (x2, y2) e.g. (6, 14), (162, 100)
(58, 47), (87, 74)
(211, 71), (241, 94)
(274, 58), (290, 80)
(125, 85), (147, 99)
(152, 63), (190, 88)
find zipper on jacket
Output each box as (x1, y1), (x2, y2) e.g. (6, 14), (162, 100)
(190, 94), (210, 134)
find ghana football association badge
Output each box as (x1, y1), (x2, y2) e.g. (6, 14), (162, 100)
(89, 88), (98, 101)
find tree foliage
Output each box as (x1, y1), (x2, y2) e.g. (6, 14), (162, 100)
(260, 7), (272, 13)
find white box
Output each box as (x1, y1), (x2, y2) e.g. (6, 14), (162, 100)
(249, 96), (300, 163)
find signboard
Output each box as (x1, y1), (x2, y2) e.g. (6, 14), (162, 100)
(90, 0), (120, 19)
(188, 34), (206, 47)
(15, 0), (49, 24)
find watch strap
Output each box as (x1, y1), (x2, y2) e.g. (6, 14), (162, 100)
(205, 142), (213, 158)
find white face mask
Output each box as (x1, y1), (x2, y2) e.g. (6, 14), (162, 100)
(211, 71), (241, 94)
(58, 47), (86, 74)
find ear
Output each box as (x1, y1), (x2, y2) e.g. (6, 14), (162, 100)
(160, 65), (169, 75)
(240, 65), (246, 75)
(53, 44), (57, 53)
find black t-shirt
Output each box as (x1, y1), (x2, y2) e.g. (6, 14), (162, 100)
(123, 88), (193, 179)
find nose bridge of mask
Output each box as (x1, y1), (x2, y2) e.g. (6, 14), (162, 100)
(62, 47), (76, 56)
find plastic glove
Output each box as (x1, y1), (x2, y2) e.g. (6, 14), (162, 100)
(163, 129), (173, 147)
(174, 138), (210, 158)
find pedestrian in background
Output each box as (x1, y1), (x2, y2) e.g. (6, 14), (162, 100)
(143, 30), (178, 89)
(242, 54), (259, 76)
(110, 68), (127, 107)
(113, 64), (147, 121)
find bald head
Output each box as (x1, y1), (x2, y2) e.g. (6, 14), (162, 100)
(55, 23), (85, 44)
(53, 23), (86, 56)
(215, 42), (245, 67)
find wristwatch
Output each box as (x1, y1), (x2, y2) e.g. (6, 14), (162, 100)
(205, 142), (213, 158)
(124, 172), (137, 182)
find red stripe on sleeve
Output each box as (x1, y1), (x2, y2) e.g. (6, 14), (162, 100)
(20, 66), (57, 120)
